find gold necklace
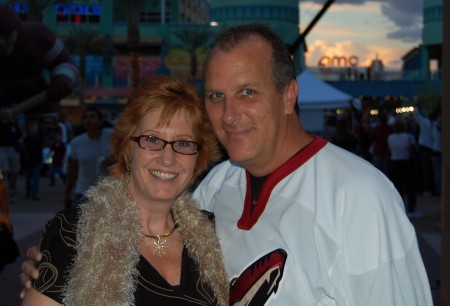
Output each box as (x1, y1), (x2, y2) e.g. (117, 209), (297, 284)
(143, 227), (176, 257)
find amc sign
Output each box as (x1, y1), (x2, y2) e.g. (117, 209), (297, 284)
(318, 55), (359, 67)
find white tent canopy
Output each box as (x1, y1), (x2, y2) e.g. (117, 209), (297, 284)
(296, 69), (352, 110)
(295, 70), (355, 134)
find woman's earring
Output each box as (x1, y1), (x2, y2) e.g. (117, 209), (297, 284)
(126, 165), (131, 172)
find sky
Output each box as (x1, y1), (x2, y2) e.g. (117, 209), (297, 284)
(299, 0), (423, 69)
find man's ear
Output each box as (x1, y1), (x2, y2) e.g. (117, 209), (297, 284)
(284, 79), (299, 115)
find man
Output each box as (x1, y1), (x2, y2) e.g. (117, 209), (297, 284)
(193, 23), (432, 305)
(412, 106), (436, 196)
(368, 113), (392, 175)
(0, 5), (79, 115)
(22, 120), (44, 201)
(21, 24), (432, 305)
(0, 114), (21, 204)
(64, 107), (114, 207)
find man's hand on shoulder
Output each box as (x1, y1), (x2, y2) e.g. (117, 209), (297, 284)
(19, 246), (42, 299)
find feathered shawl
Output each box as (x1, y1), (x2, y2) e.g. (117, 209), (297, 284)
(62, 177), (229, 306)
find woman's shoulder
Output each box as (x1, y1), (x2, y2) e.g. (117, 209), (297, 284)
(33, 207), (80, 303)
(46, 206), (79, 228)
(40, 206), (80, 248)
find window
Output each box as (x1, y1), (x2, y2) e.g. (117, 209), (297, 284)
(55, 3), (101, 24)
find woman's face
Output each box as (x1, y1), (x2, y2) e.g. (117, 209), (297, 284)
(129, 107), (198, 206)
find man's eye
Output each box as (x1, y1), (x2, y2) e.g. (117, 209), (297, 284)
(209, 92), (224, 100)
(242, 89), (255, 95)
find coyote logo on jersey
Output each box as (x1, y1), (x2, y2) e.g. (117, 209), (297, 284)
(229, 249), (287, 305)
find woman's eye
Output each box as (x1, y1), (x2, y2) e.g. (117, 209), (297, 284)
(145, 136), (160, 144)
(176, 141), (191, 148)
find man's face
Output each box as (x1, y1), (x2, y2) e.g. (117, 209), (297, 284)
(204, 36), (295, 176)
(82, 110), (102, 132)
(0, 30), (18, 55)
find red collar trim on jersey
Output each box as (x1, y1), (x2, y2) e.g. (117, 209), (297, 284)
(237, 135), (327, 230)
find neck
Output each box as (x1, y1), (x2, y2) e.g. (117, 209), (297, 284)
(141, 210), (175, 236)
(246, 122), (312, 177)
(130, 185), (176, 236)
(87, 128), (101, 139)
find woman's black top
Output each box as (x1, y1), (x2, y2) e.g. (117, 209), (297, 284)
(32, 207), (218, 305)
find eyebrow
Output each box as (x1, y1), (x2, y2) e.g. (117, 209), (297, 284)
(237, 83), (255, 89)
(140, 131), (195, 140)
(204, 83), (256, 94)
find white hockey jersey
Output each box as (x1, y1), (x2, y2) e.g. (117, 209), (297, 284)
(193, 136), (432, 306)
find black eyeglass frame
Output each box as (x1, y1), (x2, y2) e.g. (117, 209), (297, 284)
(129, 135), (201, 155)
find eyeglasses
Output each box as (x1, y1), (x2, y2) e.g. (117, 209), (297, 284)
(129, 135), (200, 155)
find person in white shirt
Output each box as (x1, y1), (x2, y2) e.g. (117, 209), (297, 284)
(64, 107), (113, 207)
(193, 23), (432, 305)
(388, 118), (418, 217)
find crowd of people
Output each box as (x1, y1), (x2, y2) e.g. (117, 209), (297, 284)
(0, 3), (78, 251)
(0, 5), (436, 305)
(326, 105), (442, 218)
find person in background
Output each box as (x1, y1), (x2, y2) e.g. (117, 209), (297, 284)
(321, 115), (336, 141)
(20, 75), (229, 305)
(430, 108), (441, 196)
(48, 132), (67, 187)
(64, 107), (114, 207)
(0, 5), (78, 116)
(55, 115), (71, 145)
(0, 113), (22, 204)
(368, 113), (392, 175)
(412, 105), (435, 196)
(21, 120), (44, 201)
(0, 167), (11, 232)
(330, 116), (358, 153)
(195, 23), (431, 305)
(387, 118), (419, 218)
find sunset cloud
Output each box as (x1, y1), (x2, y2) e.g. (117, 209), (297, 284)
(299, 0), (423, 68)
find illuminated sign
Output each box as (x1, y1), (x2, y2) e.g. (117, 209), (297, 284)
(318, 55), (359, 67)
(55, 4), (101, 15)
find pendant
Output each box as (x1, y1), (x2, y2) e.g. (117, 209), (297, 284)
(151, 235), (168, 257)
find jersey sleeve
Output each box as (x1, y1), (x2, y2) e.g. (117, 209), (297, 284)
(32, 207), (79, 303)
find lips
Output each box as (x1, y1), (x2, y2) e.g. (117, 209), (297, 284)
(149, 170), (178, 180)
(225, 127), (252, 138)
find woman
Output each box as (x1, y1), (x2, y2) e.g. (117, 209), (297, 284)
(21, 76), (229, 306)
(387, 117), (418, 218)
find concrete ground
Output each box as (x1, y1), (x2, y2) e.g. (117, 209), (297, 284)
(0, 175), (442, 306)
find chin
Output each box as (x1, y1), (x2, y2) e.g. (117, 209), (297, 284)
(228, 151), (252, 165)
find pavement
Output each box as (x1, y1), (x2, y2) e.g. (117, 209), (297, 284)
(0, 175), (443, 306)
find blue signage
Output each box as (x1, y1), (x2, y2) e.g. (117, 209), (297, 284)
(55, 4), (101, 16)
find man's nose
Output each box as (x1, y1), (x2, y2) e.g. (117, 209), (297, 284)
(222, 98), (240, 126)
